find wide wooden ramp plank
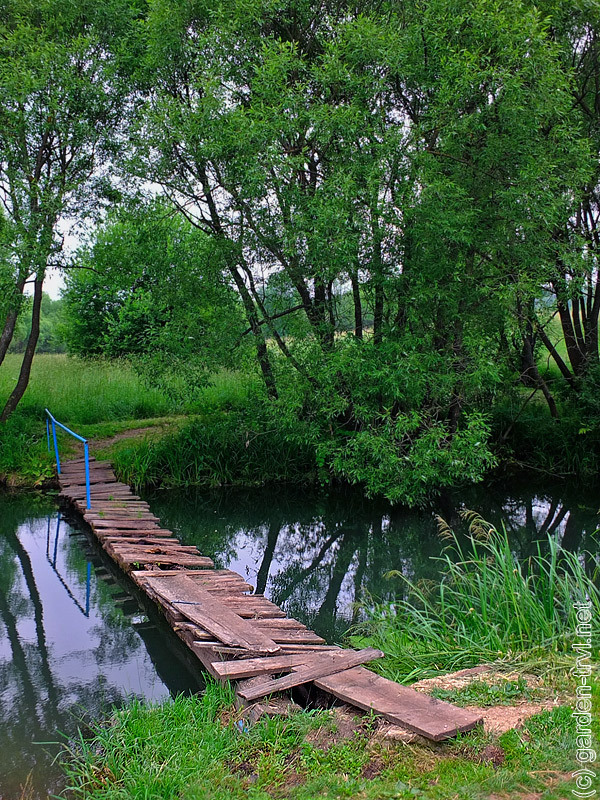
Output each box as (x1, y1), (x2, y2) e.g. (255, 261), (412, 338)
(315, 666), (483, 741)
(236, 648), (383, 701)
(145, 574), (281, 654)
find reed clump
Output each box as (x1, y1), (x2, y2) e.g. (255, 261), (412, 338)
(352, 511), (600, 682)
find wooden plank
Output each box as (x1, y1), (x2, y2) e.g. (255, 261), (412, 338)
(103, 537), (190, 548)
(91, 519), (162, 529)
(236, 648), (383, 701)
(94, 528), (174, 539)
(61, 481), (132, 493)
(85, 512), (159, 521)
(108, 540), (201, 553)
(88, 501), (150, 508)
(315, 667), (483, 741)
(60, 473), (117, 485)
(62, 459), (110, 469)
(134, 569), (255, 591)
(105, 550), (214, 569)
(145, 574), (281, 654)
(251, 618), (307, 630)
(252, 628), (326, 644)
(64, 491), (141, 500)
(211, 651), (341, 680)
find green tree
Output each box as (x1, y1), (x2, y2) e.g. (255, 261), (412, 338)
(523, 1), (600, 394)
(0, 0), (135, 420)
(122, 0), (582, 502)
(9, 294), (65, 354)
(62, 201), (245, 398)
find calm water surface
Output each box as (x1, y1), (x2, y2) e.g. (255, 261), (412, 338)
(0, 493), (203, 800)
(143, 482), (600, 642)
(0, 483), (597, 798)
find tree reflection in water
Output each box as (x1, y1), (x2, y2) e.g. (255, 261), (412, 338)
(147, 484), (600, 644)
(0, 494), (202, 800)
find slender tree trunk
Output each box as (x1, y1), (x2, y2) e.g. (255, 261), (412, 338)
(372, 226), (384, 346)
(0, 274), (44, 422)
(313, 276), (334, 348)
(228, 264), (278, 400)
(350, 272), (363, 339)
(557, 298), (585, 376)
(520, 330), (559, 419)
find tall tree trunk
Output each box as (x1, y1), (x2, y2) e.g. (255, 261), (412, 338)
(520, 329), (559, 419)
(228, 264), (278, 400)
(350, 272), (363, 339)
(0, 274), (44, 422)
(557, 297), (586, 376)
(372, 226), (384, 345)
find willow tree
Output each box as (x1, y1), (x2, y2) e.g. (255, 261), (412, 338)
(122, 0), (582, 502)
(522, 0), (600, 392)
(0, 0), (135, 421)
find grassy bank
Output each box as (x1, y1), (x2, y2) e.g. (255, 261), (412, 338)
(2, 352), (600, 497)
(60, 680), (585, 800)
(0, 354), (181, 485)
(351, 515), (600, 682)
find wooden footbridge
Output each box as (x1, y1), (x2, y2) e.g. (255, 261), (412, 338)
(47, 412), (482, 742)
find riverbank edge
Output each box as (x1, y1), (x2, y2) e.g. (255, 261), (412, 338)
(57, 676), (586, 800)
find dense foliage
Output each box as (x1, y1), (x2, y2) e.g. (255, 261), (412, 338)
(2, 0), (600, 502)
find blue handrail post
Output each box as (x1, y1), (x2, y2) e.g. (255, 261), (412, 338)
(84, 441), (91, 510)
(51, 418), (61, 474)
(46, 417), (50, 452)
(45, 409), (91, 510)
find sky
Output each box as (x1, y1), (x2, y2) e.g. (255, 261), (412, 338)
(45, 268), (65, 300)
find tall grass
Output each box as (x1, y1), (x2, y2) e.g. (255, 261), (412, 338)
(352, 511), (600, 682)
(0, 354), (173, 425)
(0, 353), (179, 482)
(113, 408), (317, 489)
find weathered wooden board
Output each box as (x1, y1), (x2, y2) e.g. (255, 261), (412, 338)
(211, 651), (341, 680)
(108, 540), (202, 553)
(61, 459), (111, 469)
(61, 481), (133, 493)
(64, 491), (142, 501)
(314, 667), (483, 741)
(90, 519), (162, 529)
(236, 648), (383, 701)
(85, 512), (159, 521)
(133, 569), (252, 591)
(104, 537), (194, 549)
(87, 501), (150, 508)
(145, 574), (281, 654)
(94, 528), (174, 540)
(59, 473), (117, 485)
(105, 549), (214, 569)
(251, 618), (307, 630)
(252, 628), (326, 644)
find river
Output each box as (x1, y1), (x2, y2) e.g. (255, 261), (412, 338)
(0, 482), (597, 797)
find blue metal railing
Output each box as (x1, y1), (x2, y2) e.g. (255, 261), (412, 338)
(45, 408), (91, 509)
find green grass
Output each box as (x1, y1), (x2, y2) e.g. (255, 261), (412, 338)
(430, 677), (541, 707)
(0, 355), (255, 484)
(112, 406), (317, 490)
(0, 354), (173, 425)
(59, 679), (585, 800)
(351, 511), (600, 682)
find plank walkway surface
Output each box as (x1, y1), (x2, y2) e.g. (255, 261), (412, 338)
(57, 456), (483, 740)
